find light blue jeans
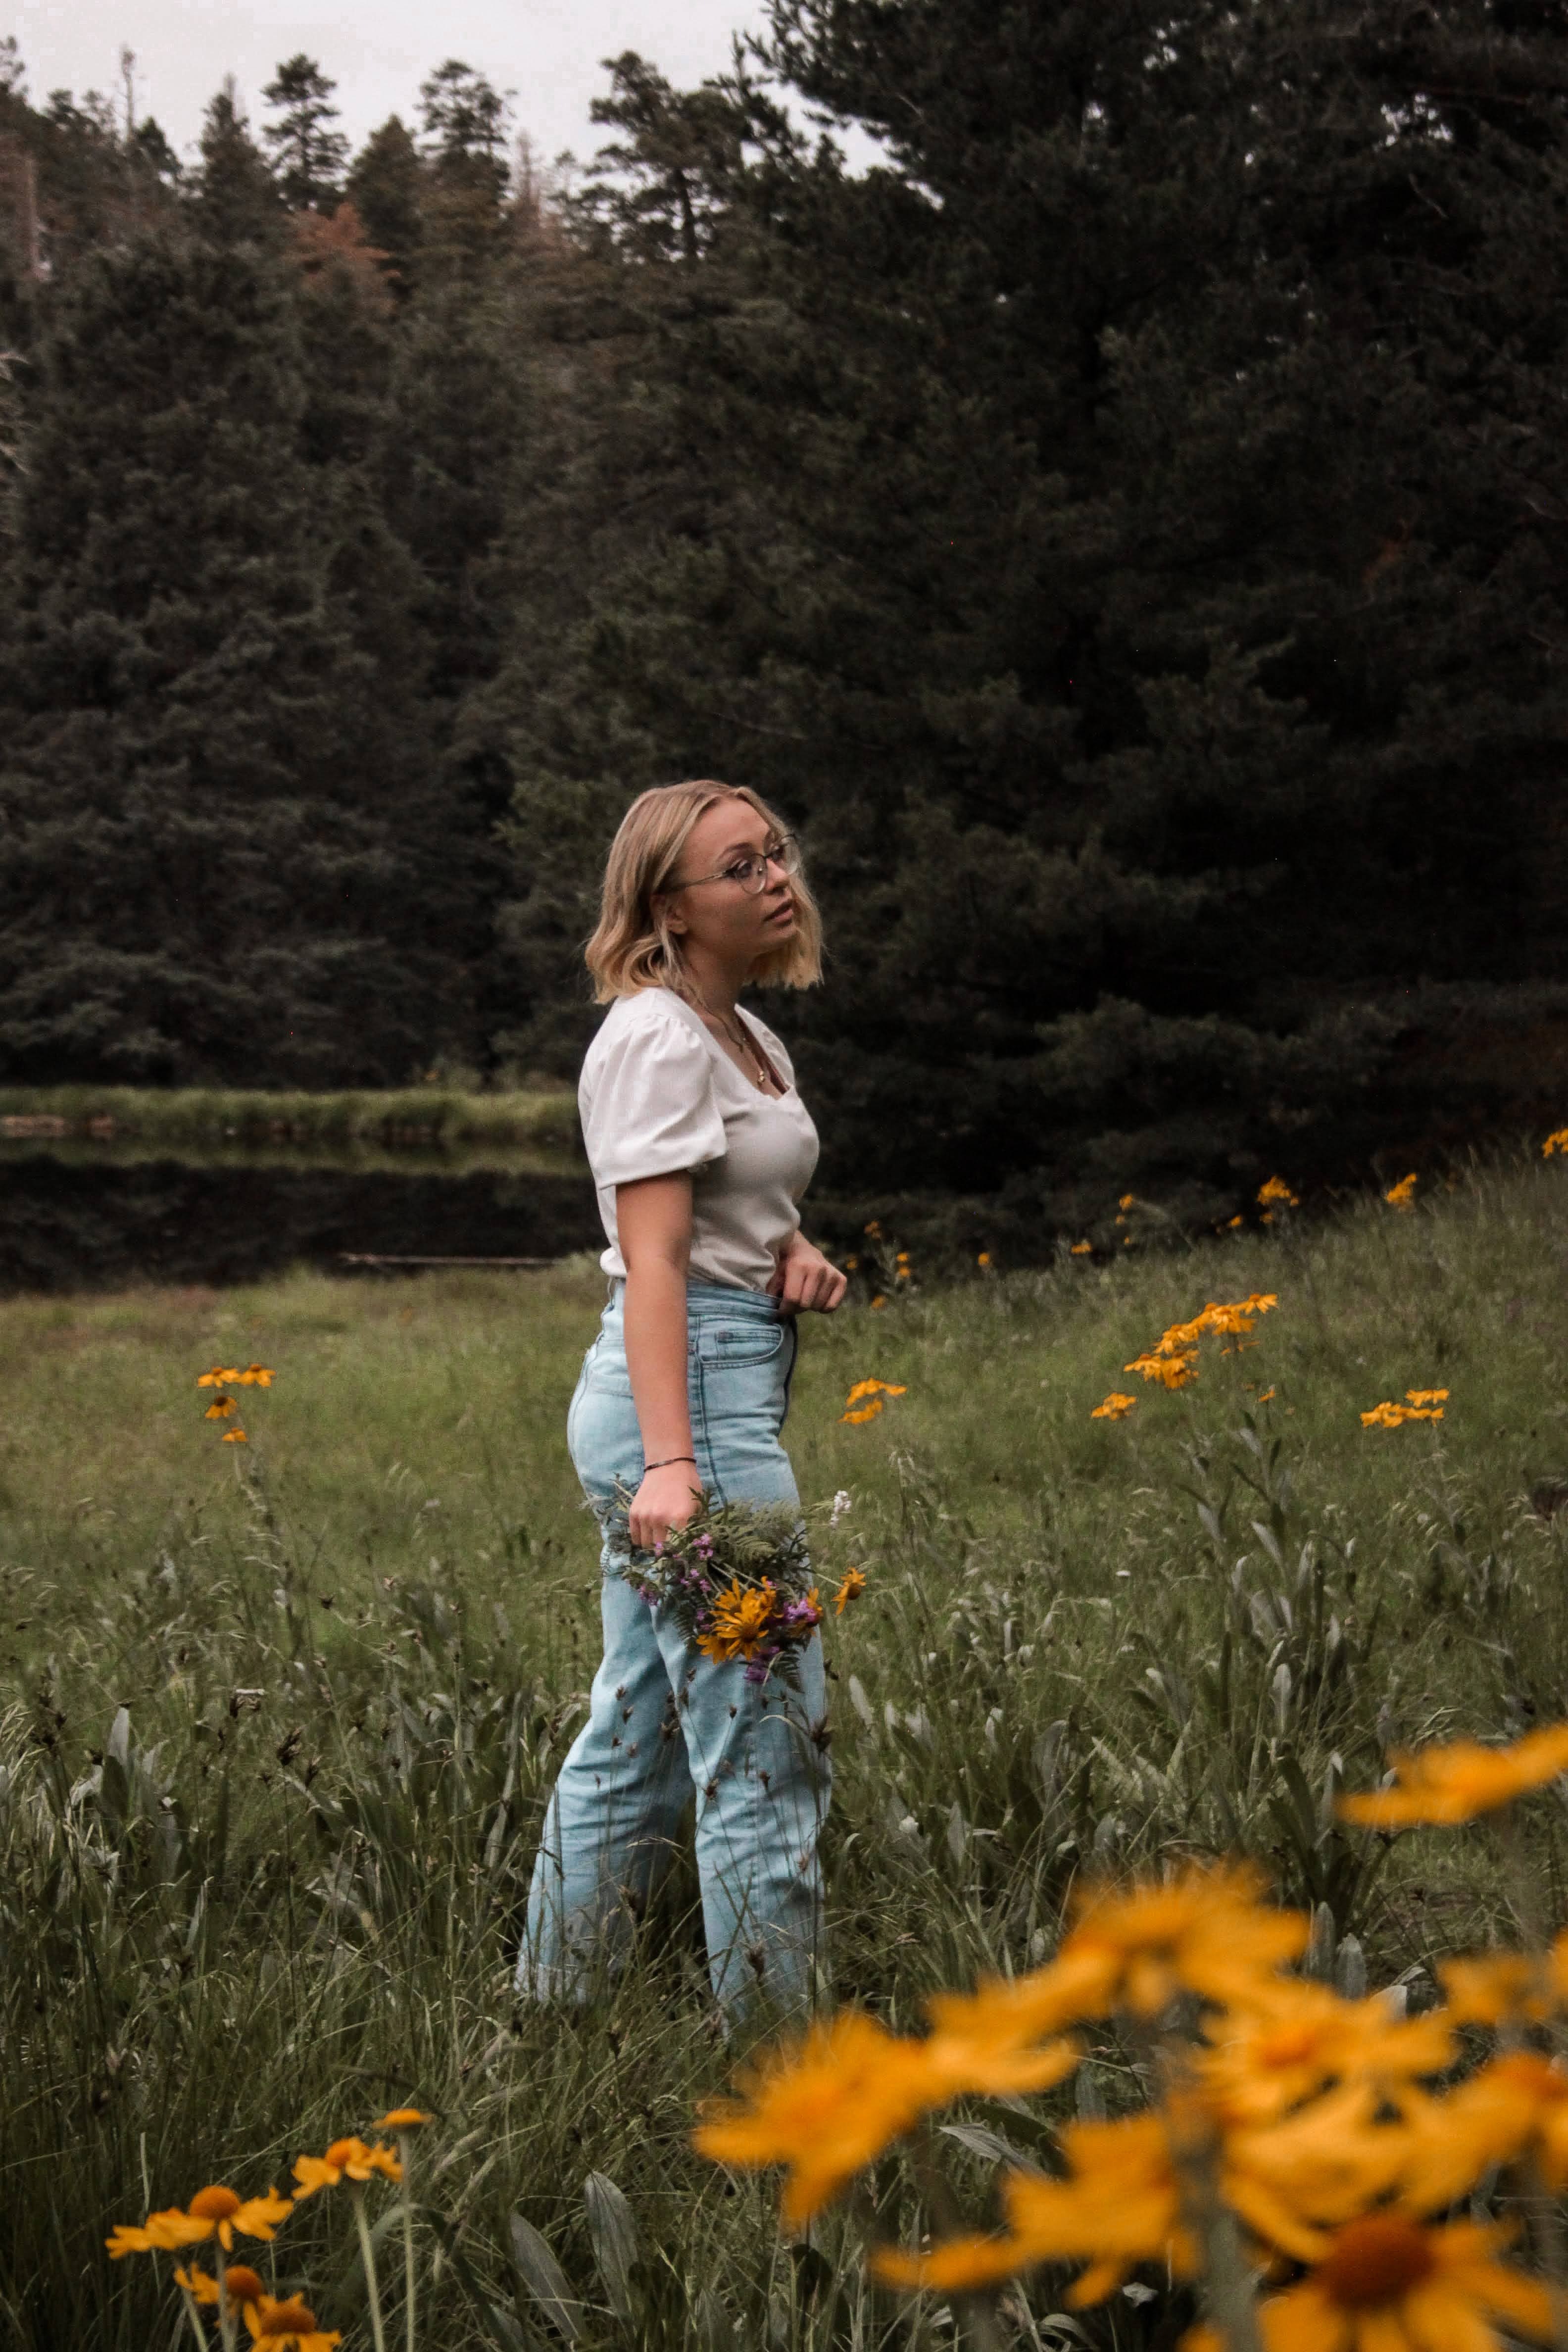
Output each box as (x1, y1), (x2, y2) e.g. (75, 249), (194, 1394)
(518, 1278), (831, 2014)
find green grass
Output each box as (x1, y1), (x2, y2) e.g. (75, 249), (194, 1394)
(6, 1157), (1568, 2348)
(0, 1084), (581, 1168)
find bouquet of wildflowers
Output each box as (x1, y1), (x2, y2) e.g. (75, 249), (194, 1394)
(614, 1489), (864, 1689)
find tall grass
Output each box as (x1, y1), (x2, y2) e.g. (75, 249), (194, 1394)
(5, 1157), (1568, 2347)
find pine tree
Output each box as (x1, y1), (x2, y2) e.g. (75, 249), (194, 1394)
(345, 115), (424, 292)
(262, 54), (349, 211)
(0, 215), (464, 1082)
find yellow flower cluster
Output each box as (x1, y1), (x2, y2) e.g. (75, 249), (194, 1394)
(1384, 1173), (1419, 1210)
(1544, 1129), (1568, 1158)
(1091, 1391), (1137, 1421)
(839, 1376), (907, 1426)
(107, 2117), (429, 2348)
(196, 1363), (276, 1450)
(1258, 1176), (1300, 1210)
(1119, 1293), (1278, 1400)
(1360, 1388), (1448, 1430)
(695, 1725), (1568, 2351)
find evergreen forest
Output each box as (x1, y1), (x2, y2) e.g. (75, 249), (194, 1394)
(5, 1), (1568, 1242)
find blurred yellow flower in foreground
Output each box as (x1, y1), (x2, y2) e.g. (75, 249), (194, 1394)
(1091, 1392), (1136, 1421)
(1544, 1128), (1568, 1157)
(1061, 1862), (1307, 2016)
(1384, 1173), (1418, 1210)
(1340, 1721), (1568, 1827)
(1198, 1980), (1453, 2126)
(1258, 1176), (1300, 1207)
(106, 2184), (292, 2257)
(1361, 1388), (1447, 1428)
(877, 2109), (1194, 2300)
(1256, 2217), (1556, 2352)
(291, 2138), (400, 2198)
(372, 2107), (434, 2131)
(694, 2012), (944, 2223)
(1071, 1239), (1093, 1254)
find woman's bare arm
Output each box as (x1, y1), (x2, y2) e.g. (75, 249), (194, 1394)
(617, 1173), (703, 1550)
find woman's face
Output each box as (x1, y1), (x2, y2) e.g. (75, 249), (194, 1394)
(661, 799), (798, 972)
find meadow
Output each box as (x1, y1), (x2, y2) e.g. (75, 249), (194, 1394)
(5, 1156), (1568, 2349)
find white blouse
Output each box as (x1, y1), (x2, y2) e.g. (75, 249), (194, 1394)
(579, 987), (821, 1292)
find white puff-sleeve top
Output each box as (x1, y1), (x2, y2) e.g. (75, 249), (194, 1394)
(579, 987), (821, 1293)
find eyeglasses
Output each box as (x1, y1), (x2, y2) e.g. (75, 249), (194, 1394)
(668, 835), (802, 896)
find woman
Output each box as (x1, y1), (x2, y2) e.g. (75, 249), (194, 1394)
(519, 779), (846, 2017)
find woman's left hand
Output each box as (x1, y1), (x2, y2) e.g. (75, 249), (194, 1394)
(767, 1233), (848, 1315)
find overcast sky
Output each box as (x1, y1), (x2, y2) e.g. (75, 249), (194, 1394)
(5, 0), (771, 171)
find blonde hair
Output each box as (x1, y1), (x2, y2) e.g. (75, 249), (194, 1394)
(586, 780), (824, 1002)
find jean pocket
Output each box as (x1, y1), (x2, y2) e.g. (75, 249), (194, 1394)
(695, 1320), (787, 1369)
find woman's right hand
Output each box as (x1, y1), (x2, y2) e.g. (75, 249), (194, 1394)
(629, 1460), (703, 1553)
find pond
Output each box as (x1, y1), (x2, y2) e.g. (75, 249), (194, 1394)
(0, 1143), (602, 1294)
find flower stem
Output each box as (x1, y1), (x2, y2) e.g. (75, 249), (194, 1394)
(177, 2282), (210, 2352)
(397, 2132), (417, 2352)
(351, 2185), (388, 2352)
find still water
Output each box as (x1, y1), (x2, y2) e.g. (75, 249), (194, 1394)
(0, 1148), (602, 1293)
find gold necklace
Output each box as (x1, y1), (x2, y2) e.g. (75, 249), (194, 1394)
(684, 983), (776, 1091)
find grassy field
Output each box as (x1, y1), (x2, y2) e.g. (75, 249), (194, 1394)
(5, 1157), (1568, 2348)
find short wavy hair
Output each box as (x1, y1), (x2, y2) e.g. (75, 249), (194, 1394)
(586, 780), (823, 1003)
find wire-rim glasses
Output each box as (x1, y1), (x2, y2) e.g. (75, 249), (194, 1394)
(668, 835), (802, 896)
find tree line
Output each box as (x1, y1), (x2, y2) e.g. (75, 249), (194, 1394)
(4, 3), (1568, 1240)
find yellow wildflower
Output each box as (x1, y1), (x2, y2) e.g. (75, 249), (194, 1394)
(700, 1581), (776, 1662)
(1404, 1387), (1449, 1408)
(843, 1378), (906, 1404)
(221, 1427), (248, 1444)
(874, 2110), (1196, 2302)
(196, 1366), (243, 1387)
(1258, 1176), (1300, 1208)
(834, 1568), (867, 1615)
(1544, 1129), (1568, 1158)
(1060, 1862), (1307, 2016)
(1119, 1193), (1136, 1209)
(1384, 1173), (1419, 1210)
(291, 2138), (400, 2198)
(1198, 1980), (1453, 2126)
(1091, 1392), (1136, 1421)
(175, 2265), (220, 2303)
(1255, 2217), (1556, 2352)
(1224, 1213), (1245, 1229)
(863, 1219), (882, 1237)
(372, 2108), (434, 2130)
(694, 2012), (941, 2223)
(106, 2184), (293, 2256)
(1071, 1239), (1092, 1254)
(1340, 1721), (1568, 1827)
(1400, 2052), (1568, 2206)
(237, 1365), (276, 1386)
(869, 1295), (886, 1310)
(977, 1251), (992, 1267)
(204, 1395), (237, 1420)
(246, 2293), (342, 2350)
(1360, 1400), (1443, 1428)
(1126, 1347), (1200, 1390)
(1437, 1950), (1556, 2028)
